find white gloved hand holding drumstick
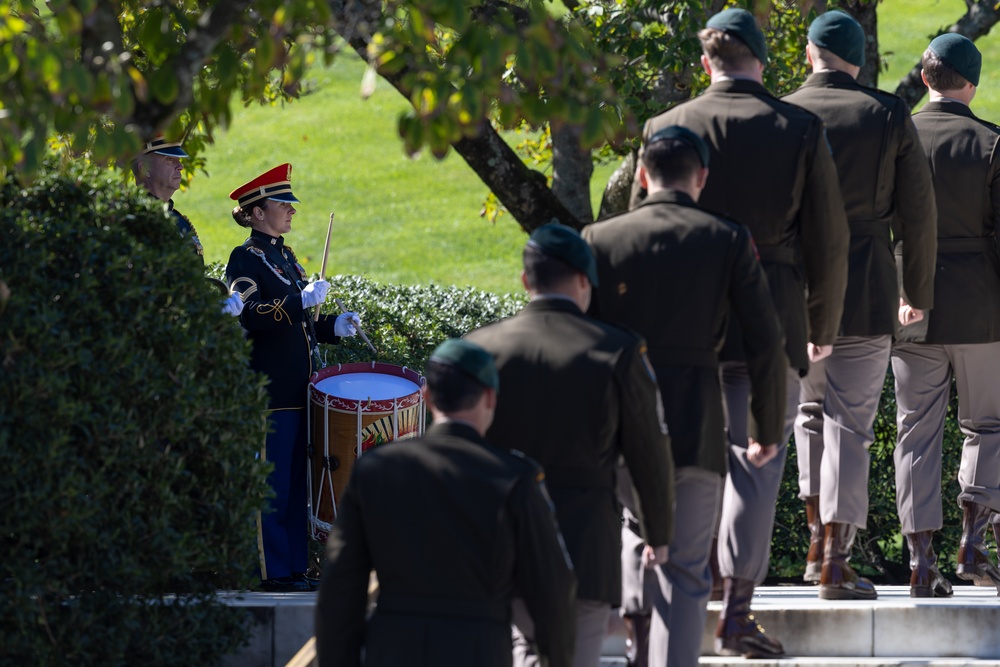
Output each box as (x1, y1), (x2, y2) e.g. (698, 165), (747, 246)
(335, 312), (360, 338)
(301, 279), (330, 309)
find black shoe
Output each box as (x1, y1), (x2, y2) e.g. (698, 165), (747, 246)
(294, 572), (320, 591)
(259, 576), (312, 593)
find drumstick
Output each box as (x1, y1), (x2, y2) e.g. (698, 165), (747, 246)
(314, 212), (335, 322)
(335, 297), (377, 355)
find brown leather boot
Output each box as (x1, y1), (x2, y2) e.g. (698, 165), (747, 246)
(906, 531), (953, 598)
(709, 537), (724, 601)
(623, 613), (650, 667)
(804, 495), (824, 583)
(819, 522), (877, 600)
(714, 577), (784, 658)
(956, 500), (1000, 586)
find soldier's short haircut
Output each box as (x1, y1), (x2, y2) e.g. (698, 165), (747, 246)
(698, 27), (758, 72)
(922, 48), (969, 91)
(522, 243), (579, 292)
(642, 138), (703, 186)
(424, 359), (485, 412)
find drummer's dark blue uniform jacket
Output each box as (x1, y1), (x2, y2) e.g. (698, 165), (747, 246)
(226, 229), (340, 409)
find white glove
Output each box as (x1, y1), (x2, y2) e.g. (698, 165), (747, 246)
(221, 293), (244, 316)
(301, 279), (330, 309)
(335, 312), (360, 337)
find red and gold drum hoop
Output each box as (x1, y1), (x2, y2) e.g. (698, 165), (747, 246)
(307, 362), (426, 541)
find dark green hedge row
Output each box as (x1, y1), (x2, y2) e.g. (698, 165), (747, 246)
(1, 164), (271, 666)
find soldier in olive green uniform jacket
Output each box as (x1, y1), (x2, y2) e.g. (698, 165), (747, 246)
(317, 339), (577, 667)
(630, 9), (849, 658)
(585, 126), (786, 667)
(466, 225), (675, 667)
(782, 11), (939, 600)
(893, 34), (1000, 592)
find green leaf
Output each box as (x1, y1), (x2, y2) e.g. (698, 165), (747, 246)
(149, 66), (178, 104)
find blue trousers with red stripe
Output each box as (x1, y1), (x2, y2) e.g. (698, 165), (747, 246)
(258, 409), (308, 581)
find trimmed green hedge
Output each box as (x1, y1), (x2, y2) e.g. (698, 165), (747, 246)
(1, 164), (271, 665)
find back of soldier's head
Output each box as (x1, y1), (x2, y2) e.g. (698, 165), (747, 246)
(522, 244), (578, 292)
(425, 338), (499, 414)
(699, 27), (759, 71)
(424, 360), (484, 412)
(921, 49), (971, 91)
(922, 33), (981, 91)
(643, 138), (703, 187)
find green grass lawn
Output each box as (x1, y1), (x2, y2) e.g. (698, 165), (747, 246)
(179, 2), (1000, 295)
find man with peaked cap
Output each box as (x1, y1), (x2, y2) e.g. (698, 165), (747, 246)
(783, 10), (939, 599)
(132, 135), (244, 316)
(465, 224), (675, 667)
(226, 164), (360, 592)
(585, 125), (786, 667)
(893, 33), (1000, 593)
(630, 7), (850, 658)
(316, 338), (577, 667)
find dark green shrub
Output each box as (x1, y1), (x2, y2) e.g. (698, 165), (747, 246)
(0, 163), (271, 666)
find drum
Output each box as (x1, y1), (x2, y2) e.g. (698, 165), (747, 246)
(307, 362), (425, 540)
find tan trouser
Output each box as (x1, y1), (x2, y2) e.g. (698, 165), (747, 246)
(893, 341), (1000, 534)
(794, 335), (892, 527)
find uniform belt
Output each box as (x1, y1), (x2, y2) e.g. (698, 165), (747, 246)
(543, 467), (615, 490)
(756, 245), (797, 266)
(936, 237), (996, 253)
(848, 220), (890, 239)
(376, 592), (509, 625)
(647, 346), (718, 369)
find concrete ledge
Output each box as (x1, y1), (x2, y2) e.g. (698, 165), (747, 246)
(217, 585), (1000, 667)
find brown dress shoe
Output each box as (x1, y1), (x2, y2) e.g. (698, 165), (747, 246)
(714, 577), (784, 658)
(906, 531), (952, 598)
(956, 500), (1000, 586)
(819, 522), (877, 600)
(804, 495), (824, 583)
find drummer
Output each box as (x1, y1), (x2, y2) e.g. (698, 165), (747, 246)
(226, 163), (361, 593)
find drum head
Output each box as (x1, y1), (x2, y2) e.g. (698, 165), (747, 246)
(314, 373), (419, 401)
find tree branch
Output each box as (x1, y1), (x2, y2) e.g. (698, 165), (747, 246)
(131, 0), (254, 140)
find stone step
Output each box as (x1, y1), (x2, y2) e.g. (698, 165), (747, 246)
(219, 584), (1000, 667)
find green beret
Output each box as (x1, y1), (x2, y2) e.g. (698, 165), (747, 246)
(706, 8), (767, 65)
(928, 33), (981, 87)
(647, 125), (710, 168)
(429, 338), (499, 392)
(808, 10), (865, 67)
(527, 223), (599, 287)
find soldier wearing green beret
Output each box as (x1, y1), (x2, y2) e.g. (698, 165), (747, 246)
(584, 126), (786, 667)
(316, 338), (577, 667)
(892, 33), (1000, 594)
(782, 10), (939, 600)
(630, 7), (850, 658)
(466, 224), (675, 667)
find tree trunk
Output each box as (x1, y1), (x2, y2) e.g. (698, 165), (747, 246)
(597, 150), (637, 221)
(453, 125), (584, 232)
(551, 122), (594, 223)
(839, 1), (879, 87)
(893, 0), (1000, 109)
